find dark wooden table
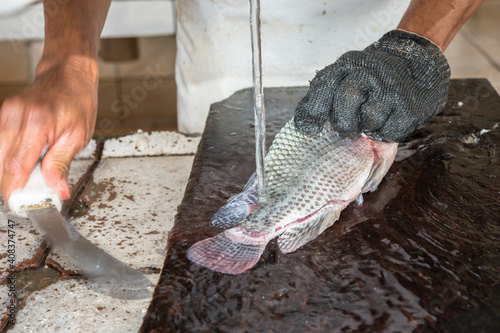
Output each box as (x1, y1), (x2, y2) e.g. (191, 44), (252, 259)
(141, 79), (500, 332)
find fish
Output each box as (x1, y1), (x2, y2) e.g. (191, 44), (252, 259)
(187, 118), (398, 274)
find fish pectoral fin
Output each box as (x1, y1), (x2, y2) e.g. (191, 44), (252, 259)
(278, 208), (341, 254)
(211, 173), (259, 229)
(355, 194), (364, 206)
(187, 228), (267, 275)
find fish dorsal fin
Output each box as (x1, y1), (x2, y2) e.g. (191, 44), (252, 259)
(211, 173), (259, 229)
(278, 208), (341, 254)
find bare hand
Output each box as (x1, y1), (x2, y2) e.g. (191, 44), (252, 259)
(0, 58), (98, 203)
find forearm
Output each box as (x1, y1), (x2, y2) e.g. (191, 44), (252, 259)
(398, 0), (483, 51)
(38, 0), (112, 81)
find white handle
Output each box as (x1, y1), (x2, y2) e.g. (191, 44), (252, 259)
(8, 163), (62, 217)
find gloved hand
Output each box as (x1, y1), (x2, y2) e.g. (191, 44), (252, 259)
(294, 30), (451, 142)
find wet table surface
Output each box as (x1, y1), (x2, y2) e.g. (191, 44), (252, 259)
(141, 79), (500, 332)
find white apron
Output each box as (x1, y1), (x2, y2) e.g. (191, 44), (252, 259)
(176, 0), (411, 134)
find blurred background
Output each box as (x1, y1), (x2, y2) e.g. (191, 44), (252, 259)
(0, 0), (498, 136)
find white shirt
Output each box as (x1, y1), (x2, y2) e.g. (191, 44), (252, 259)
(176, 0), (411, 134)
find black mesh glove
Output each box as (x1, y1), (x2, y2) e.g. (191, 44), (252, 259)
(294, 30), (451, 142)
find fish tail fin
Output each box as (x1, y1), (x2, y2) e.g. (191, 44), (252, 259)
(211, 173), (259, 229)
(187, 228), (267, 275)
(278, 208), (341, 254)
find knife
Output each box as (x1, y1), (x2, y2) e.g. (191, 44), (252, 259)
(8, 163), (152, 290)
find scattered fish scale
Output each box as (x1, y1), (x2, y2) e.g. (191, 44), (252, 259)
(188, 118), (398, 274)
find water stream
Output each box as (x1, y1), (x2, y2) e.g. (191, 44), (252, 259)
(249, 0), (267, 202)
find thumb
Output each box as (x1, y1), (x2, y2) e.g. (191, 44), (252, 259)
(41, 137), (82, 201)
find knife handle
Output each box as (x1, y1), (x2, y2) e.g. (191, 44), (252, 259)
(8, 162), (62, 217)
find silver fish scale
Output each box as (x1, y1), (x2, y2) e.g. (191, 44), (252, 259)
(240, 119), (375, 234)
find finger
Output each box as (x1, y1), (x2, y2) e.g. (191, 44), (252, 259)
(330, 73), (369, 138)
(358, 98), (389, 138)
(1, 114), (47, 203)
(377, 105), (417, 143)
(294, 64), (345, 135)
(41, 133), (86, 200)
(372, 92), (411, 142)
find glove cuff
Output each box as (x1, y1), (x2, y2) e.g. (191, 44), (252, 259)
(368, 29), (451, 124)
(370, 29), (451, 88)
(390, 29), (444, 52)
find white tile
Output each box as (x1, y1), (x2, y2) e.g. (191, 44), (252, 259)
(0, 151), (193, 332)
(10, 278), (155, 333)
(74, 140), (97, 160)
(0, 209), (41, 273)
(102, 131), (200, 157)
(47, 155), (193, 271)
(0, 284), (13, 326)
(67, 159), (98, 191)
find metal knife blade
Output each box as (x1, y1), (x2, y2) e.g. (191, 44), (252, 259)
(9, 162), (152, 291)
(28, 206), (152, 290)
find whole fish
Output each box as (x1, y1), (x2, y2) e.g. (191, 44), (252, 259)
(187, 118), (398, 274)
